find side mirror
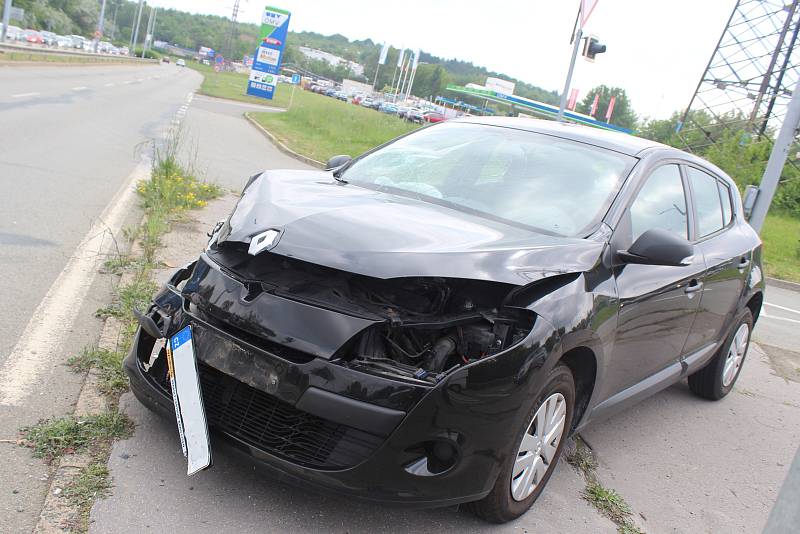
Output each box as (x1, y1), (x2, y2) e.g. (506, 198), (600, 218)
(742, 185), (759, 219)
(325, 154), (352, 171)
(617, 228), (694, 267)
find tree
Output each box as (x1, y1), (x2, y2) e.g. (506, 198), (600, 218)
(576, 85), (637, 130)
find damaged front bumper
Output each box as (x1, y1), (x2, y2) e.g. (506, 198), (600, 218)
(123, 259), (559, 507)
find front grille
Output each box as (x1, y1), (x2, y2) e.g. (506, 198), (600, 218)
(150, 358), (383, 469)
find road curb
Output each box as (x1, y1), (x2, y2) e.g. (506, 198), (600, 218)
(33, 312), (126, 533)
(767, 277), (800, 292)
(244, 112), (325, 168)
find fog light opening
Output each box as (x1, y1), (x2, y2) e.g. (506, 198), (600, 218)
(404, 439), (459, 476)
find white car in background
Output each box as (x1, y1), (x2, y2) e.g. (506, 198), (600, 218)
(176, 59), (186, 67)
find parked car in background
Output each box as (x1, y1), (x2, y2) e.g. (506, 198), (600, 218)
(396, 105), (412, 119)
(324, 88), (337, 97)
(423, 111), (445, 123)
(406, 108), (425, 123)
(360, 98), (376, 108)
(40, 31), (57, 46)
(333, 91), (348, 102)
(379, 102), (398, 114)
(55, 35), (73, 48)
(5, 25), (24, 41)
(69, 35), (86, 49)
(22, 30), (44, 45)
(125, 117), (764, 523)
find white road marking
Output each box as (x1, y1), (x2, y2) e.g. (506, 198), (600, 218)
(72, 86), (88, 91)
(11, 92), (40, 98)
(764, 301), (800, 315)
(104, 83), (115, 87)
(761, 311), (800, 325)
(0, 157), (150, 406)
(124, 80), (134, 84)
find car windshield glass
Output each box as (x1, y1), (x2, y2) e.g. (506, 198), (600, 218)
(342, 122), (635, 236)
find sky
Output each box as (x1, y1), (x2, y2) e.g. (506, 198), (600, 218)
(148, 0), (737, 120)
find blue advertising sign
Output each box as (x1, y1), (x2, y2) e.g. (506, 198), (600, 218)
(246, 6), (291, 100)
(291, 73), (300, 84)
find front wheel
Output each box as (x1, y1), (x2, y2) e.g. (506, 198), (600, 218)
(468, 365), (575, 523)
(688, 308), (753, 400)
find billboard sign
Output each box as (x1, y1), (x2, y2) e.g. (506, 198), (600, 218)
(247, 6), (291, 100)
(485, 77), (515, 95)
(199, 46), (214, 58)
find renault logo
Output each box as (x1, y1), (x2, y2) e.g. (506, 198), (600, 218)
(248, 228), (281, 256)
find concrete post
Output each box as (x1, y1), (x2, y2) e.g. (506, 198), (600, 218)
(748, 77), (800, 232)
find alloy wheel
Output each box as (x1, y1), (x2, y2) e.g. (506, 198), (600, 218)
(722, 323), (749, 387)
(511, 392), (567, 501)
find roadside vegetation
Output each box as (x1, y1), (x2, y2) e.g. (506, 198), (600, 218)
(18, 130), (221, 532)
(0, 49), (144, 64)
(566, 438), (644, 534)
(190, 62), (418, 161)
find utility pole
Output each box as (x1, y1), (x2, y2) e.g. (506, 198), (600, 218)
(748, 78), (800, 232)
(557, 27), (583, 122)
(224, 0), (240, 61)
(93, 0), (107, 53)
(1, 0), (12, 43)
(131, 0), (144, 56)
(142, 6), (155, 56)
(110, 1), (119, 40)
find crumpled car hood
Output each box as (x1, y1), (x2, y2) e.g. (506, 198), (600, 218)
(219, 170), (604, 285)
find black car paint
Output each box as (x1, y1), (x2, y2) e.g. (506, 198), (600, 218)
(124, 118), (765, 506)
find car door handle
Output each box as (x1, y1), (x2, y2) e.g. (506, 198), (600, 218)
(738, 257), (750, 271)
(685, 280), (703, 294)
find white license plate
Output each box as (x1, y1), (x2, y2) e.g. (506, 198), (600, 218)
(167, 325), (212, 476)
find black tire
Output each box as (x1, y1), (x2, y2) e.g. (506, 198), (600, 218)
(468, 365), (575, 523)
(688, 308), (753, 400)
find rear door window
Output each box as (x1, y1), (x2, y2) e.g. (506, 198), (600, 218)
(687, 167), (725, 237)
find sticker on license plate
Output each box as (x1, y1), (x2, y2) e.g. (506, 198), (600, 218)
(167, 325), (212, 476)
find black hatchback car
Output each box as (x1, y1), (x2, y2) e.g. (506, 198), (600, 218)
(124, 118), (764, 522)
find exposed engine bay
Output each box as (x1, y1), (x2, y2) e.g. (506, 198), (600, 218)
(194, 241), (536, 383)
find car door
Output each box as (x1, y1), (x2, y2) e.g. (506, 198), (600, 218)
(681, 166), (750, 355)
(600, 163), (707, 402)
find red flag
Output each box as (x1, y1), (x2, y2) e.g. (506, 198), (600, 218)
(567, 88), (579, 111)
(589, 94), (599, 116)
(605, 96), (616, 122)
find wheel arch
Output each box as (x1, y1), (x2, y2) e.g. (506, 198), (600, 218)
(557, 346), (597, 432)
(745, 290), (763, 324)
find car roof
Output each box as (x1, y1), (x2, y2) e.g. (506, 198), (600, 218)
(452, 116), (668, 157)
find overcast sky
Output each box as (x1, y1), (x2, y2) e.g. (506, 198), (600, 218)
(148, 0), (736, 119)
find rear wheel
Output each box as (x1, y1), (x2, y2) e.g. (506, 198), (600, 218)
(468, 365), (575, 523)
(688, 309), (753, 400)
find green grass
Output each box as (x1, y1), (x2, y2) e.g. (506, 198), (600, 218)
(188, 61), (419, 162)
(188, 62), (292, 108)
(67, 347), (129, 396)
(20, 413), (133, 463)
(761, 211), (800, 282)
(251, 90), (419, 162)
(63, 463), (112, 526)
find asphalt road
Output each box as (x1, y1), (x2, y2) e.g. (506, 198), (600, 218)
(0, 63), (204, 533)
